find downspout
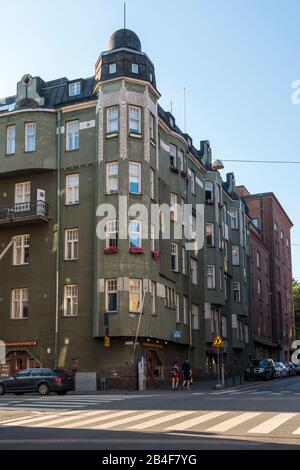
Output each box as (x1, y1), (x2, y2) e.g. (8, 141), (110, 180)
(54, 110), (62, 368)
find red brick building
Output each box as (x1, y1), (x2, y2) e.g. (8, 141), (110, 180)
(236, 186), (295, 361)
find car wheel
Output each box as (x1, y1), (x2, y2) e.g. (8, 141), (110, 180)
(38, 383), (50, 396)
(57, 391), (67, 396)
(0, 384), (5, 396)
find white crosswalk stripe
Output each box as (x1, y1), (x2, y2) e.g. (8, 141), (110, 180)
(30, 410), (110, 428)
(165, 411), (228, 431)
(206, 412), (261, 433)
(63, 410), (134, 429)
(128, 411), (195, 430)
(91, 410), (164, 430)
(248, 413), (297, 434)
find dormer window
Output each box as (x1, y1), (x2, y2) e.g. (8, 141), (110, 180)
(131, 64), (139, 74)
(169, 117), (174, 127)
(188, 138), (192, 147)
(109, 63), (116, 74)
(69, 82), (81, 97)
(149, 72), (153, 82)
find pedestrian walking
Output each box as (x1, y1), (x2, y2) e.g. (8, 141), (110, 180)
(182, 359), (192, 390)
(170, 360), (180, 390)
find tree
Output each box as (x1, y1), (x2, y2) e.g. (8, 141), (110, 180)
(293, 280), (300, 339)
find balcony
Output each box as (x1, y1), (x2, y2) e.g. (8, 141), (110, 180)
(0, 201), (50, 226)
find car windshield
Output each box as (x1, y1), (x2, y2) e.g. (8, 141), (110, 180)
(53, 369), (71, 378)
(275, 362), (281, 367)
(251, 360), (268, 367)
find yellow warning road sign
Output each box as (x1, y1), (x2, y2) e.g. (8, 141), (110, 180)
(213, 334), (224, 348)
(104, 336), (111, 348)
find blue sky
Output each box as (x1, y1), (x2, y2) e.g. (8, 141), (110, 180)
(1, 0), (299, 278)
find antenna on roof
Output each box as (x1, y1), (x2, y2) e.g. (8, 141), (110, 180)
(124, 2), (126, 29)
(183, 87), (187, 133)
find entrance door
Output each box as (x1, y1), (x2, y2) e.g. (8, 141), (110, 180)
(7, 351), (28, 375)
(146, 350), (163, 389)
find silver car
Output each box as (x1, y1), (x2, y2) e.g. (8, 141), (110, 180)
(274, 362), (288, 378)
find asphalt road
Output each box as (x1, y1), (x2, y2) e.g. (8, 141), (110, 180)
(1, 376), (300, 450)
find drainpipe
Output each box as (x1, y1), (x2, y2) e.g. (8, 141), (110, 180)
(54, 110), (62, 368)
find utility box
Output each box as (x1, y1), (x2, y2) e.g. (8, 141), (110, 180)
(75, 372), (97, 392)
(138, 356), (146, 391)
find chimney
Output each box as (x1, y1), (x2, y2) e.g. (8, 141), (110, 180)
(226, 172), (236, 194)
(199, 140), (212, 165)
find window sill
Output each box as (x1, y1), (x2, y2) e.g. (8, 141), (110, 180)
(64, 259), (78, 262)
(106, 191), (119, 195)
(5, 153), (15, 157)
(66, 148), (79, 152)
(129, 192), (142, 196)
(10, 318), (28, 321)
(106, 132), (118, 139)
(11, 264), (29, 267)
(106, 310), (118, 314)
(62, 315), (78, 318)
(65, 202), (79, 207)
(130, 132), (143, 139)
(205, 200), (214, 205)
(24, 150), (36, 154)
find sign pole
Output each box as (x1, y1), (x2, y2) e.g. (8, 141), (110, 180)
(217, 346), (220, 386)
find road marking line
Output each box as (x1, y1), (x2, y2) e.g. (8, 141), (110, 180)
(248, 413), (297, 434)
(11, 404), (80, 408)
(91, 410), (164, 430)
(128, 411), (195, 430)
(1, 413), (61, 426)
(63, 410), (134, 429)
(165, 411), (228, 431)
(30, 410), (109, 428)
(206, 412), (261, 433)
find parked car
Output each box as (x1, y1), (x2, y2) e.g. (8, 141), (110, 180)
(274, 362), (288, 378)
(284, 362), (297, 376)
(293, 363), (300, 375)
(244, 359), (275, 381)
(0, 368), (74, 396)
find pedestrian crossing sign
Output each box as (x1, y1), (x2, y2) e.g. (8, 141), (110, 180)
(213, 334), (224, 348)
(104, 336), (110, 348)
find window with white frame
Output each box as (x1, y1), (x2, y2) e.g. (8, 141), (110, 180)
(165, 287), (175, 308)
(129, 220), (142, 248)
(13, 235), (30, 265)
(233, 281), (241, 302)
(129, 279), (142, 312)
(237, 319), (244, 341)
(129, 161), (141, 193)
(224, 275), (227, 300)
(106, 219), (118, 248)
(106, 162), (118, 193)
(182, 246), (186, 274)
(190, 170), (196, 194)
(220, 267), (223, 290)
(66, 120), (79, 151)
(11, 288), (28, 319)
(15, 182), (31, 211)
(192, 303), (199, 329)
(181, 198), (185, 225)
(183, 296), (188, 325)
(109, 63), (116, 74)
(170, 193), (178, 221)
(129, 106), (141, 133)
(211, 308), (219, 333)
(66, 174), (79, 205)
(257, 251), (261, 268)
(222, 316), (227, 337)
(150, 168), (155, 199)
(150, 113), (155, 140)
(232, 245), (240, 265)
(230, 209), (239, 229)
(205, 181), (213, 203)
(171, 243), (178, 272)
(7, 125), (16, 155)
(150, 281), (156, 315)
(65, 228), (78, 260)
(258, 279), (261, 295)
(206, 223), (214, 246)
(169, 144), (177, 167)
(64, 284), (78, 317)
(107, 106), (119, 133)
(106, 279), (118, 312)
(131, 63), (139, 74)
(207, 265), (216, 289)
(191, 258), (197, 285)
(176, 293), (180, 323)
(69, 82), (81, 96)
(151, 224), (156, 252)
(178, 150), (184, 171)
(25, 122), (36, 152)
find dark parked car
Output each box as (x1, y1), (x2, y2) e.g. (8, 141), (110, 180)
(0, 368), (74, 396)
(284, 362), (297, 376)
(293, 363), (300, 375)
(244, 359), (276, 381)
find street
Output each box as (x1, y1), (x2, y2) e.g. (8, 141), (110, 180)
(1, 376), (300, 449)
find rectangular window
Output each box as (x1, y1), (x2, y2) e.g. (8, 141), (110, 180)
(66, 174), (79, 205)
(169, 144), (177, 167)
(150, 281), (156, 315)
(69, 82), (81, 96)
(220, 267), (223, 290)
(171, 243), (178, 272)
(170, 193), (178, 221)
(233, 281), (241, 302)
(65, 228), (78, 260)
(15, 182), (31, 211)
(150, 168), (155, 199)
(207, 265), (216, 289)
(64, 284), (78, 317)
(131, 63), (139, 74)
(129, 220), (142, 248)
(237, 319), (244, 341)
(66, 120), (79, 151)
(206, 223), (214, 246)
(211, 308), (219, 333)
(25, 122), (36, 152)
(224, 276), (227, 300)
(230, 209), (239, 229)
(106, 279), (118, 312)
(178, 150), (184, 171)
(109, 63), (116, 74)
(191, 258), (197, 285)
(129, 106), (141, 134)
(205, 181), (213, 203)
(106, 162), (118, 193)
(222, 316), (227, 337)
(258, 279), (261, 295)
(192, 304), (199, 329)
(176, 294), (180, 323)
(151, 224), (155, 252)
(191, 170), (196, 194)
(107, 106), (119, 134)
(232, 245), (240, 265)
(257, 251), (261, 268)
(129, 161), (141, 193)
(106, 219), (118, 248)
(13, 235), (30, 265)
(244, 324), (249, 343)
(183, 296), (188, 325)
(11, 288), (28, 319)
(150, 113), (155, 140)
(182, 246), (186, 274)
(129, 279), (142, 313)
(7, 125), (16, 155)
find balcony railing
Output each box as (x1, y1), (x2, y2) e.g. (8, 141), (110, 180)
(0, 201), (49, 225)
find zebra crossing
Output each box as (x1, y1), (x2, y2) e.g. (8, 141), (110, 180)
(205, 389), (300, 397)
(1, 408), (300, 439)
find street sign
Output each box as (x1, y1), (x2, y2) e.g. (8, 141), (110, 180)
(104, 336), (110, 348)
(212, 334), (224, 348)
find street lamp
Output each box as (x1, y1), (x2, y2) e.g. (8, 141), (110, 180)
(212, 159), (224, 171)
